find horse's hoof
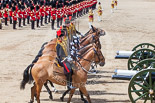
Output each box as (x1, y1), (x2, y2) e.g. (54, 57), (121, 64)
(81, 98), (88, 103)
(49, 95), (53, 100)
(29, 99), (34, 103)
(54, 89), (58, 93)
(60, 97), (64, 101)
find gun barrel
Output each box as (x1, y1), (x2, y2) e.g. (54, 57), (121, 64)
(114, 69), (138, 76)
(116, 51), (134, 56)
(112, 75), (133, 80)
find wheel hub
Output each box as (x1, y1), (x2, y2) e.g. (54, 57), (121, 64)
(149, 89), (154, 95)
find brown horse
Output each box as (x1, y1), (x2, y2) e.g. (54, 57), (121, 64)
(20, 26), (105, 101)
(20, 43), (105, 103)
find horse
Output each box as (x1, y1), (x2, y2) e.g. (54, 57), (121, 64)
(20, 43), (105, 103)
(21, 26), (105, 100)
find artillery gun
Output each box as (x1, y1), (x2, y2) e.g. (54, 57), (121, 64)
(113, 60), (155, 103)
(115, 43), (155, 59)
(112, 43), (155, 102)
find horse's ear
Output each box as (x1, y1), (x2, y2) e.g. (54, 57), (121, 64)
(91, 25), (95, 32)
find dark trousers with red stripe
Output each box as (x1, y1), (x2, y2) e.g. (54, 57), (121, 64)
(62, 61), (73, 89)
(63, 61), (72, 74)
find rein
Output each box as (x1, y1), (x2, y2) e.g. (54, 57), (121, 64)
(76, 47), (103, 74)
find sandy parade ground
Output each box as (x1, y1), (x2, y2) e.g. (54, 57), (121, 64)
(0, 0), (155, 103)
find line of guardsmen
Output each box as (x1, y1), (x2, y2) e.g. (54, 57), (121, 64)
(0, 0), (97, 30)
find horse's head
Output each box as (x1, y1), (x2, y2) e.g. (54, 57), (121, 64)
(91, 35), (101, 49)
(91, 25), (106, 36)
(92, 44), (105, 67)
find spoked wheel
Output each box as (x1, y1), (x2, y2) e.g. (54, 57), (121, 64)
(128, 48), (155, 70)
(131, 59), (155, 71)
(132, 43), (155, 51)
(128, 69), (155, 103)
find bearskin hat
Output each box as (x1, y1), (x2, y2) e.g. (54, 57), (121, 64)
(22, 5), (25, 10)
(12, 6), (16, 12)
(40, 1), (44, 6)
(3, 3), (6, 8)
(36, 5), (40, 11)
(30, 6), (34, 11)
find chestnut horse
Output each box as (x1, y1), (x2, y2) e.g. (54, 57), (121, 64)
(20, 26), (105, 101)
(20, 43), (105, 103)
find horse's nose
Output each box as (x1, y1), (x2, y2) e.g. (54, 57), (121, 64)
(99, 62), (105, 66)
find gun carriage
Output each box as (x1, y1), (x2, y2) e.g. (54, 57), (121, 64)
(112, 43), (155, 102)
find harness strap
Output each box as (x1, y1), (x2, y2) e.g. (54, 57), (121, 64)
(77, 61), (94, 74)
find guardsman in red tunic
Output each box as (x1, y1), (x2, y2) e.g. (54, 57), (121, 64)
(22, 5), (27, 26)
(26, 5), (30, 24)
(68, 6), (72, 18)
(45, 3), (49, 24)
(48, 2), (52, 23)
(65, 6), (69, 17)
(30, 6), (35, 29)
(3, 4), (8, 26)
(56, 5), (61, 28)
(59, 5), (63, 26)
(73, 4), (77, 19)
(17, 5), (23, 27)
(40, 1), (44, 26)
(94, 0), (97, 10)
(36, 5), (40, 28)
(76, 3), (79, 18)
(71, 4), (75, 19)
(12, 6), (17, 29)
(9, 6), (12, 24)
(51, 7), (56, 30)
(0, 5), (3, 29)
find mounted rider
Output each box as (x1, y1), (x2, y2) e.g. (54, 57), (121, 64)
(56, 29), (75, 90)
(70, 19), (83, 37)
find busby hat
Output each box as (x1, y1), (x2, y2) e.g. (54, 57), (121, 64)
(22, 5), (25, 10)
(18, 4), (21, 9)
(40, 1), (44, 6)
(36, 5), (40, 11)
(30, 6), (34, 11)
(12, 6), (16, 12)
(3, 3), (6, 8)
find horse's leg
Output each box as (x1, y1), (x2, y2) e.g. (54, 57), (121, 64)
(48, 80), (58, 93)
(80, 87), (91, 103)
(67, 89), (76, 103)
(80, 89), (88, 103)
(30, 83), (36, 103)
(44, 81), (53, 100)
(36, 83), (43, 103)
(60, 89), (71, 101)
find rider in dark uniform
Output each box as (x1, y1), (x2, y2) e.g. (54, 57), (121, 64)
(56, 29), (75, 90)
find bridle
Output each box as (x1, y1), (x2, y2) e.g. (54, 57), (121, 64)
(76, 47), (104, 73)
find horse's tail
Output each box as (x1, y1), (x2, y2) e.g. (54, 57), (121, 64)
(20, 63), (34, 90)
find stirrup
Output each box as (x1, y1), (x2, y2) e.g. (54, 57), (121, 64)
(68, 85), (76, 90)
